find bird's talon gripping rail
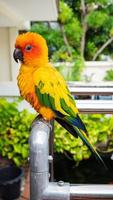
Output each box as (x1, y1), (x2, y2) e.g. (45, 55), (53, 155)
(29, 117), (113, 200)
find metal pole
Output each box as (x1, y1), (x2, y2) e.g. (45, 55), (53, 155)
(29, 117), (70, 200)
(70, 184), (113, 200)
(29, 117), (50, 200)
(49, 120), (54, 181)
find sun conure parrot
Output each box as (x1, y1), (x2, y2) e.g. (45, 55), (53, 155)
(13, 32), (106, 167)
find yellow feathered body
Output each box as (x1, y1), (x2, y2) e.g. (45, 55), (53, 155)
(17, 62), (78, 120)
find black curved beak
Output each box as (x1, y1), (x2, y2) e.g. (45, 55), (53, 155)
(13, 48), (23, 63)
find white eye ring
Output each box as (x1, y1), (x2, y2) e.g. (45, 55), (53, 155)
(25, 44), (33, 52)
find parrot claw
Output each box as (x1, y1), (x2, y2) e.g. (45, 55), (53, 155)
(32, 115), (53, 131)
(30, 115), (53, 131)
(41, 117), (53, 131)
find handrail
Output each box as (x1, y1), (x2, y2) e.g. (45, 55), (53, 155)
(68, 82), (113, 96)
(77, 100), (113, 113)
(29, 117), (113, 200)
(69, 86), (113, 95)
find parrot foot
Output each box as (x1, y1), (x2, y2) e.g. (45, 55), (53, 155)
(41, 117), (53, 131)
(31, 115), (53, 131)
(37, 115), (53, 131)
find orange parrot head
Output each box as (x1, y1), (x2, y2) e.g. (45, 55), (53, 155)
(13, 32), (48, 67)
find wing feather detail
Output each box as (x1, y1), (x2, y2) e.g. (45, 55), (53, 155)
(34, 66), (78, 116)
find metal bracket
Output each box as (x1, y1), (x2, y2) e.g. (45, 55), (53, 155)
(43, 182), (70, 200)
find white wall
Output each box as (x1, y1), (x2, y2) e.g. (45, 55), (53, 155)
(0, 27), (18, 81)
(83, 61), (113, 82)
(0, 28), (11, 81)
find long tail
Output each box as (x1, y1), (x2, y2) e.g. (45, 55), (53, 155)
(55, 115), (107, 169)
(73, 125), (107, 169)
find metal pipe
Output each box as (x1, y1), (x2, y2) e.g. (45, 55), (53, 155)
(29, 117), (50, 200)
(49, 120), (54, 181)
(70, 184), (113, 200)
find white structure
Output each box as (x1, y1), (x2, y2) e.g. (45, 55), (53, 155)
(83, 61), (113, 82)
(0, 0), (58, 84)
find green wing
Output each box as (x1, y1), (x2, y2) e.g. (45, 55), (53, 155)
(34, 67), (78, 117)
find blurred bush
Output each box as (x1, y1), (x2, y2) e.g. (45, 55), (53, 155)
(0, 98), (35, 166)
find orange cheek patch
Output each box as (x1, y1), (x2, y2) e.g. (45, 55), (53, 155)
(24, 45), (42, 61)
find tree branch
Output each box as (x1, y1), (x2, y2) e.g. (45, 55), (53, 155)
(93, 37), (113, 61)
(59, 23), (72, 57)
(80, 0), (88, 57)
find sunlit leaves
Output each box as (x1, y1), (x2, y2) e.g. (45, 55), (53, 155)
(58, 1), (73, 24)
(64, 17), (82, 46)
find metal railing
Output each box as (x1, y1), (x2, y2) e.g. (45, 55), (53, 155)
(68, 82), (113, 114)
(29, 117), (113, 200)
(68, 81), (113, 96)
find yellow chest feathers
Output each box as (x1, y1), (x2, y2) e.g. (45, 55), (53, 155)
(17, 65), (55, 120)
(17, 68), (40, 111)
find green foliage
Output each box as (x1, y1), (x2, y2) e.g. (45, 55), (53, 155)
(64, 17), (82, 46)
(56, 56), (84, 81)
(0, 98), (35, 166)
(86, 11), (109, 29)
(85, 41), (98, 60)
(58, 1), (73, 24)
(54, 114), (113, 162)
(110, 28), (113, 37)
(104, 69), (113, 81)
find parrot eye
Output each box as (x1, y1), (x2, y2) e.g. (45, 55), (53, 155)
(25, 44), (33, 52)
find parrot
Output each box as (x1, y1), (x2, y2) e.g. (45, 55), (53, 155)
(13, 32), (106, 168)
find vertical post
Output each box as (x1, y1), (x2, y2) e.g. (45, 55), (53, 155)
(29, 118), (50, 200)
(8, 27), (19, 81)
(0, 27), (11, 81)
(49, 120), (54, 181)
